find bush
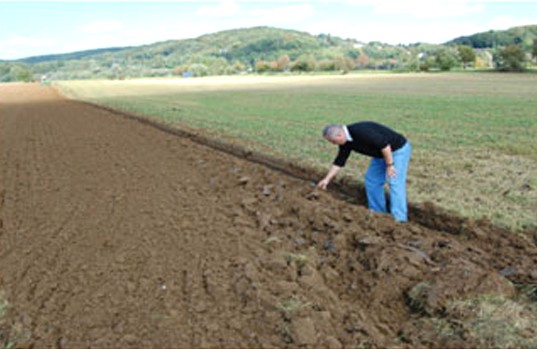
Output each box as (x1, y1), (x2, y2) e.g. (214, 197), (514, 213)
(255, 60), (271, 73)
(9, 66), (34, 82)
(188, 63), (209, 77)
(316, 60), (336, 71)
(291, 56), (316, 72)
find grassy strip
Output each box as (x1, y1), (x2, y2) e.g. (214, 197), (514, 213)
(55, 73), (537, 230)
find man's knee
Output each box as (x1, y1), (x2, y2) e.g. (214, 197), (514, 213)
(365, 173), (384, 188)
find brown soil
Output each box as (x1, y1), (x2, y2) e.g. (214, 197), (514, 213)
(1, 83), (536, 348)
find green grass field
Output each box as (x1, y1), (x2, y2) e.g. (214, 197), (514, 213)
(55, 73), (537, 231)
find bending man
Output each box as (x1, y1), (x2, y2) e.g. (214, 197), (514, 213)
(318, 121), (412, 222)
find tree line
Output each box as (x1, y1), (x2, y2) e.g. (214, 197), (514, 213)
(1, 27), (536, 83)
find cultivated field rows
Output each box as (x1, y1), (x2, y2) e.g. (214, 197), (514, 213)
(1, 83), (537, 348)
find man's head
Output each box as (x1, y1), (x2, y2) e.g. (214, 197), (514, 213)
(322, 124), (346, 145)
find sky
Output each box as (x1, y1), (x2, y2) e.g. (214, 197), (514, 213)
(0, 0), (536, 60)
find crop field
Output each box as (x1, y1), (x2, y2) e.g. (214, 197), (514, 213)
(1, 79), (537, 348)
(57, 73), (537, 231)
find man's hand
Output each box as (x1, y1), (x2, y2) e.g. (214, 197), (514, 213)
(318, 165), (341, 190)
(381, 145), (396, 179)
(317, 177), (330, 190)
(386, 164), (397, 179)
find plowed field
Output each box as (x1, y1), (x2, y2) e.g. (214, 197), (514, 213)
(1, 83), (537, 348)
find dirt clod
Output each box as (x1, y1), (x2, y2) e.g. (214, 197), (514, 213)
(291, 317), (317, 346)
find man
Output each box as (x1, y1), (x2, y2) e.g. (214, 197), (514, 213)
(318, 121), (411, 222)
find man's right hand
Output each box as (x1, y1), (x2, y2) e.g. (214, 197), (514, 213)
(318, 165), (341, 190)
(317, 178), (330, 190)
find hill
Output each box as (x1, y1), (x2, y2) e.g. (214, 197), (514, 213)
(143, 26), (357, 63)
(1, 25), (536, 82)
(5, 26), (399, 80)
(17, 47), (134, 64)
(16, 27), (357, 65)
(446, 25), (537, 49)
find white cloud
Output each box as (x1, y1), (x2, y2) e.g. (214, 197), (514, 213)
(80, 20), (124, 34)
(341, 0), (534, 4)
(0, 35), (56, 48)
(197, 0), (241, 17)
(0, 35), (58, 59)
(486, 16), (535, 30)
(247, 4), (316, 24)
(372, 0), (484, 18)
(309, 19), (486, 44)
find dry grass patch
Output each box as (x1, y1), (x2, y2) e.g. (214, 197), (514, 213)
(401, 295), (537, 348)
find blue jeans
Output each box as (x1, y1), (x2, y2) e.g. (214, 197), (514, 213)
(364, 142), (411, 222)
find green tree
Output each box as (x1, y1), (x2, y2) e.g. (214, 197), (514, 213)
(403, 49), (420, 72)
(420, 56), (436, 72)
(334, 56), (354, 73)
(0, 63), (12, 82)
(457, 45), (476, 69)
(231, 61), (246, 73)
(495, 44), (527, 71)
(188, 63), (209, 77)
(13, 66), (34, 82)
(316, 60), (336, 71)
(532, 39), (537, 62)
(206, 57), (229, 75)
(436, 48), (460, 71)
(290, 56), (316, 72)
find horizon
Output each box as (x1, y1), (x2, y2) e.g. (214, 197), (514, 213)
(1, 1), (536, 60)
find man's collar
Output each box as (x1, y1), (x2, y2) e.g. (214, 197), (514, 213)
(343, 125), (353, 142)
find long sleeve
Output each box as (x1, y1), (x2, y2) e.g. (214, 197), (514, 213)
(333, 144), (352, 167)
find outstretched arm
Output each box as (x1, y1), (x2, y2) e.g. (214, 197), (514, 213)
(317, 165), (341, 189)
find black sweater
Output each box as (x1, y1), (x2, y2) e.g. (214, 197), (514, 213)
(333, 121), (407, 167)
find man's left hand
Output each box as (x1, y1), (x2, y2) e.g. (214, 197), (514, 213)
(386, 165), (397, 179)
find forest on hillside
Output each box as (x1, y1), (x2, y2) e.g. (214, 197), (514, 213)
(1, 25), (537, 82)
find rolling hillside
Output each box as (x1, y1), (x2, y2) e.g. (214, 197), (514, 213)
(17, 47), (135, 64)
(15, 27), (353, 66)
(446, 25), (537, 49)
(1, 25), (536, 82)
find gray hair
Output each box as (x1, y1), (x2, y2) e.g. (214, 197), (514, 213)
(322, 124), (343, 140)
